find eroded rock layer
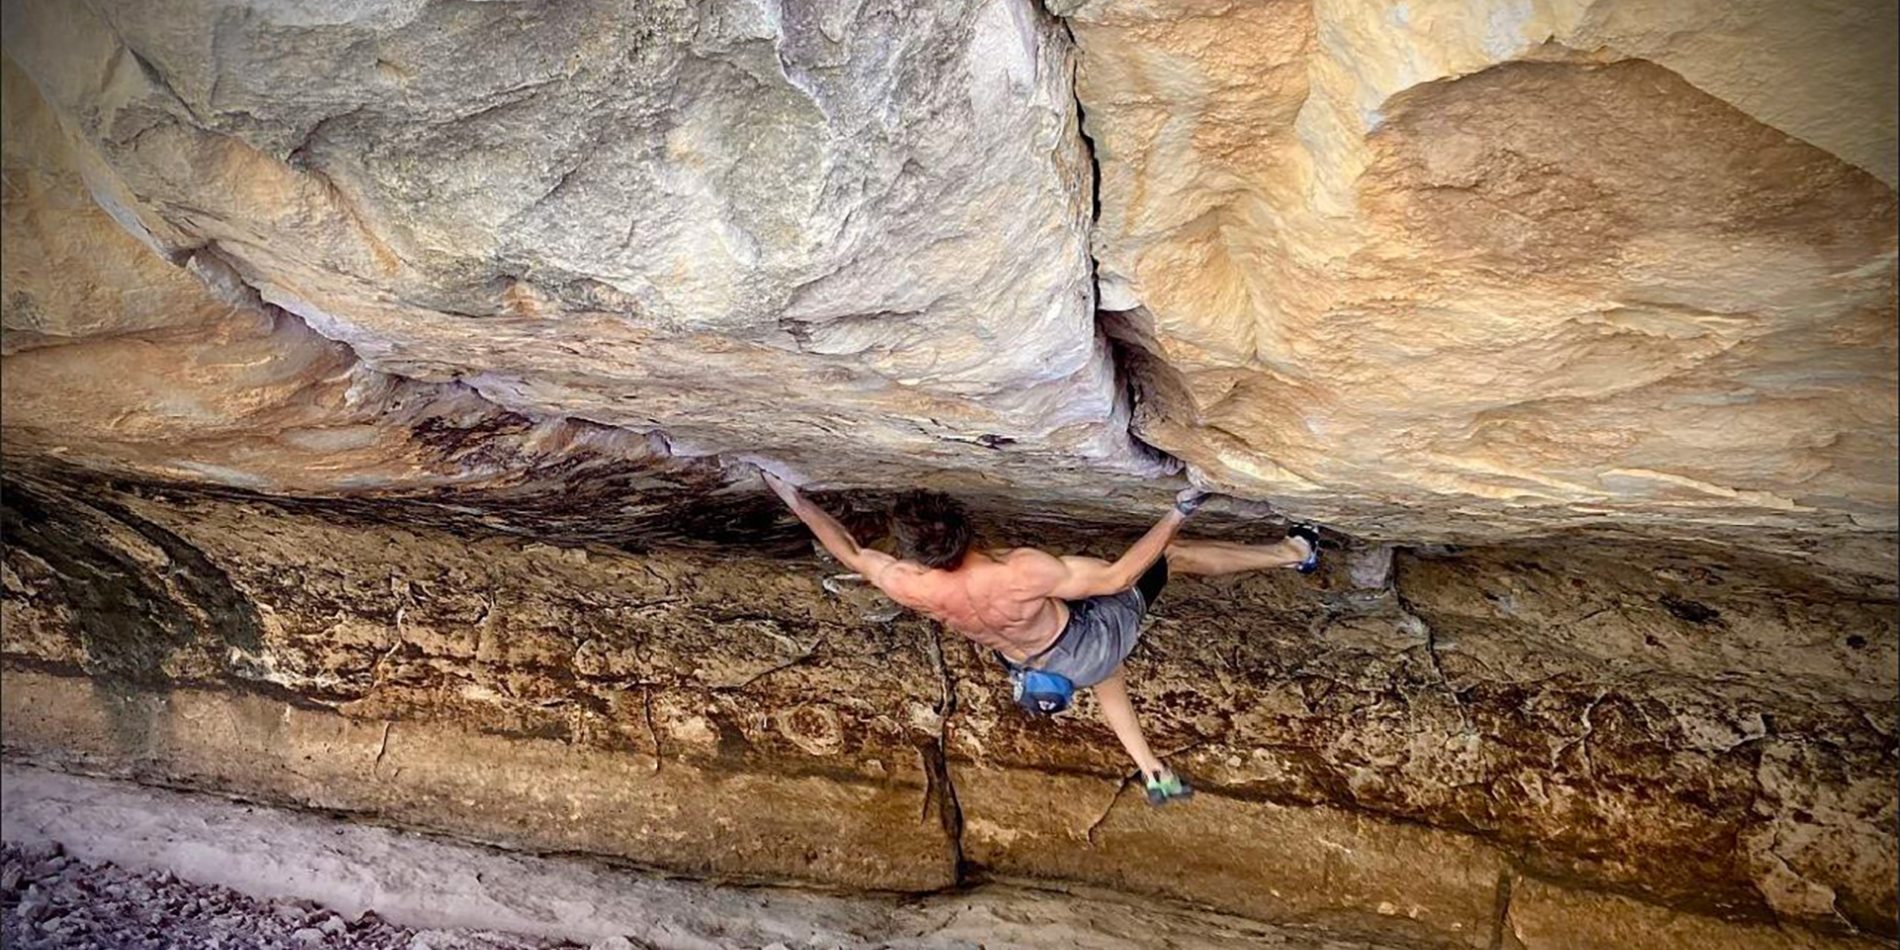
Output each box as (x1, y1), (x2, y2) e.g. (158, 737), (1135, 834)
(1, 0), (1173, 513)
(2, 480), (1893, 946)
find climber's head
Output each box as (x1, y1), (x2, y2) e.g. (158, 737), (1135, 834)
(890, 490), (973, 570)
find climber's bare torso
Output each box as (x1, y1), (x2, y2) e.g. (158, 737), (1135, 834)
(762, 469), (1311, 791)
(871, 549), (1077, 661)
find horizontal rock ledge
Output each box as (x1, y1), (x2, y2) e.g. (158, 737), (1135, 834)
(5, 670), (1888, 950)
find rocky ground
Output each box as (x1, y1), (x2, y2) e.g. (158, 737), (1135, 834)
(0, 841), (576, 950)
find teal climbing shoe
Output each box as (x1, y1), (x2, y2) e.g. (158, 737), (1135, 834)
(1143, 770), (1194, 806)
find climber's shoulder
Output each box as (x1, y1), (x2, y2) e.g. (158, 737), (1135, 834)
(980, 547), (1052, 569)
(985, 547), (1068, 587)
(865, 555), (938, 599)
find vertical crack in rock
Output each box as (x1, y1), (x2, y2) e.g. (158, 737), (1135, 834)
(1054, 9), (1189, 480)
(1488, 868), (1517, 950)
(1549, 690), (1610, 775)
(1058, 18), (1103, 228)
(924, 626), (965, 881)
(1393, 561), (1472, 733)
(1084, 734), (1200, 847)
(640, 685), (664, 774)
(1419, 612), (1470, 732)
(372, 721), (394, 780)
(1084, 777), (1138, 847)
(367, 637), (406, 694)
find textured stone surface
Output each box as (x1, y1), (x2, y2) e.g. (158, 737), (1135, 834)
(1, 670), (957, 892)
(2, 484), (1893, 943)
(1068, 0), (1899, 545)
(3, 767), (1405, 950)
(953, 764), (1507, 944)
(1, 0), (1173, 510)
(1503, 877), (1893, 950)
(3, 0), (1895, 550)
(949, 539), (1898, 935)
(0, 54), (1163, 548)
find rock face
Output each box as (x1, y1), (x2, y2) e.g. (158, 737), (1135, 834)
(1, 481), (1894, 947)
(2, 767), (1427, 950)
(1066, 0), (1898, 544)
(1, 0), (1896, 947)
(0, 0), (1177, 508)
(2, 0), (1895, 548)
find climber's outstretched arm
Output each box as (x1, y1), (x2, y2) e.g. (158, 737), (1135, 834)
(761, 471), (899, 583)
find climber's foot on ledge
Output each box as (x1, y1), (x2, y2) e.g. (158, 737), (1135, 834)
(1143, 769), (1193, 806)
(1287, 525), (1322, 574)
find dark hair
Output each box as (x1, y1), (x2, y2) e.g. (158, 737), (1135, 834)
(890, 490), (973, 570)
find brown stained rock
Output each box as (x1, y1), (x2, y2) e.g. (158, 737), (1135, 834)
(953, 764), (1506, 947)
(1, 485), (1892, 941)
(934, 541), (1892, 935)
(0, 479), (964, 892)
(1744, 740), (1900, 931)
(1504, 877), (1893, 950)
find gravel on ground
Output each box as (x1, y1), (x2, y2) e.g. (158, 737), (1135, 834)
(1, 841), (577, 950)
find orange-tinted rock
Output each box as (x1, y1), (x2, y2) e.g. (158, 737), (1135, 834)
(1067, 1), (1897, 547)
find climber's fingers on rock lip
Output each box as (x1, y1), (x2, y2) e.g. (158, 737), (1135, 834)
(751, 468), (812, 511)
(1173, 486), (1213, 515)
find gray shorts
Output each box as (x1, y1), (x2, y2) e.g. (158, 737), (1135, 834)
(1024, 558), (1168, 688)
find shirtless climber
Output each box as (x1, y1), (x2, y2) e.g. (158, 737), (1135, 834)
(758, 470), (1320, 806)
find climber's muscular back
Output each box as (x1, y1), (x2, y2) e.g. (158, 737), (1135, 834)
(874, 549), (1071, 661)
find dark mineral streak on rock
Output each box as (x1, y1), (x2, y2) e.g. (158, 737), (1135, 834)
(1, 476), (262, 685)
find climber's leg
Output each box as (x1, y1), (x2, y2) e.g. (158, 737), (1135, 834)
(1095, 667), (1194, 805)
(1164, 534), (1314, 576)
(1093, 667), (1166, 779)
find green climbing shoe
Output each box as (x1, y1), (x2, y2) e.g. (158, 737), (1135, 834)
(1143, 770), (1194, 806)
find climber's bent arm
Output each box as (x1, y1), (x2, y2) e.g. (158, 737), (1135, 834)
(1018, 508), (1189, 600)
